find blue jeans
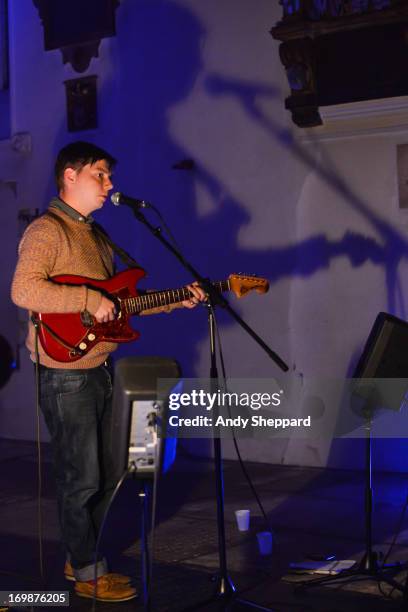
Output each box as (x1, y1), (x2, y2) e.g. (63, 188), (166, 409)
(39, 362), (116, 581)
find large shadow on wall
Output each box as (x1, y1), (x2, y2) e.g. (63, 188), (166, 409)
(203, 73), (408, 320)
(99, 1), (408, 492)
(95, 0), (239, 375)
(45, 1), (397, 381)
(95, 0), (404, 379)
(203, 75), (408, 473)
(44, 1), (215, 378)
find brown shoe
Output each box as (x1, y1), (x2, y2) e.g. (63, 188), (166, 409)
(64, 561), (131, 585)
(75, 575), (137, 602)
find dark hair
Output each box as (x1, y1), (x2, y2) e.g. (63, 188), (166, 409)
(55, 141), (117, 191)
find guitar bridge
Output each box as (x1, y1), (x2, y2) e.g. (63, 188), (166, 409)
(80, 310), (94, 327)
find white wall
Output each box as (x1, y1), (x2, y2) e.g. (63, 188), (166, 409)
(1, 0), (408, 470)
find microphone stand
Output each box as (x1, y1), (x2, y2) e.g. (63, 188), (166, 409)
(126, 204), (288, 611)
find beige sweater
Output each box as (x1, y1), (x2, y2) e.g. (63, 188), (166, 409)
(11, 207), (178, 369)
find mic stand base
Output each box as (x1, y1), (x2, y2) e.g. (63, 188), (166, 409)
(178, 307), (276, 612)
(211, 571), (236, 600)
(179, 585), (276, 612)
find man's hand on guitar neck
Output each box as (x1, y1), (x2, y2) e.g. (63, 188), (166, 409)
(182, 282), (207, 309)
(95, 281), (205, 321)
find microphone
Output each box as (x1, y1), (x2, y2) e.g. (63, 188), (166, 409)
(111, 192), (150, 209)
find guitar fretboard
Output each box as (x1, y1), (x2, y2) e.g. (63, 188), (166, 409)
(124, 280), (230, 314)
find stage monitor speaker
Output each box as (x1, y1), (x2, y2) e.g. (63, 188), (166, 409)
(353, 311), (408, 411)
(111, 356), (181, 481)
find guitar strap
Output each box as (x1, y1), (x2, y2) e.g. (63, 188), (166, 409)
(45, 209), (145, 272)
(91, 221), (145, 272)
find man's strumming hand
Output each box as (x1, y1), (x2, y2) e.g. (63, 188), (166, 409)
(94, 295), (116, 323)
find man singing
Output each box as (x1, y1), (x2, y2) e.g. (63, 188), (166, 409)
(11, 141), (205, 602)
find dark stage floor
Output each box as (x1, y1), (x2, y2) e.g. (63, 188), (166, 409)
(0, 438), (407, 611)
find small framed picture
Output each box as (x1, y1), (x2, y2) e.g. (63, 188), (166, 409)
(64, 76), (97, 132)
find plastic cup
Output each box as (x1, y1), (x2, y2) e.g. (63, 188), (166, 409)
(256, 531), (273, 555)
(234, 509), (250, 531)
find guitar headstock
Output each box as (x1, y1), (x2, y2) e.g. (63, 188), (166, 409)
(228, 273), (269, 298)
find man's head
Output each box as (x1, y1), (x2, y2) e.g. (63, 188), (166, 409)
(55, 141), (116, 216)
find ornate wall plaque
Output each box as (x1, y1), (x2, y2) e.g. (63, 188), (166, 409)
(33, 0), (119, 73)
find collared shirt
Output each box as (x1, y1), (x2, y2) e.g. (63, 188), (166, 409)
(49, 196), (94, 224)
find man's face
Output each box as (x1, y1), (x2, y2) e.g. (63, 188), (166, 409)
(63, 159), (113, 216)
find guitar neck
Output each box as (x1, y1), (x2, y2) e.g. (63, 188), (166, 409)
(124, 279), (230, 314)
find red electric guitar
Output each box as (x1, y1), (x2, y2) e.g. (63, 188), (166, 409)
(32, 269), (269, 363)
